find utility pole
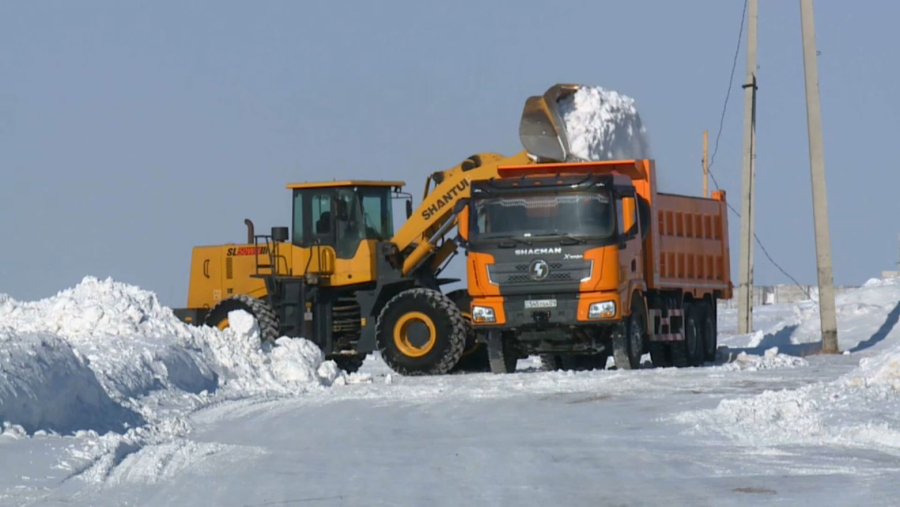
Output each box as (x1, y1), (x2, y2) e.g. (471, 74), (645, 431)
(702, 130), (709, 198)
(800, 0), (839, 353)
(737, 0), (758, 335)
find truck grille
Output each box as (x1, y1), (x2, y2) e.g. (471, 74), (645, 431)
(487, 260), (592, 285)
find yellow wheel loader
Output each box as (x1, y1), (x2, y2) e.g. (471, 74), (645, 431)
(174, 84), (585, 375)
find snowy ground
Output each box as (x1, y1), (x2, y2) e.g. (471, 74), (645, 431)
(3, 278), (900, 506)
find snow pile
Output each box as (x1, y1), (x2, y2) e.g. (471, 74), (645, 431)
(844, 343), (900, 390)
(714, 347), (808, 371)
(718, 277), (900, 353)
(0, 277), (341, 437)
(558, 86), (650, 161)
(679, 346), (900, 450)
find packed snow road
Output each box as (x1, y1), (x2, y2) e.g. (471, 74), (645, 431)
(3, 278), (900, 506)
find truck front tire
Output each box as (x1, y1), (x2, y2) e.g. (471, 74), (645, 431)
(487, 331), (518, 374)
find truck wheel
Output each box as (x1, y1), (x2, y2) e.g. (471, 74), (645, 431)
(447, 290), (489, 373)
(376, 289), (466, 376)
(649, 342), (672, 368)
(540, 353), (608, 371)
(672, 304), (704, 367)
(701, 301), (718, 362)
(331, 354), (366, 373)
(613, 297), (646, 370)
(487, 331), (518, 373)
(204, 295), (280, 344)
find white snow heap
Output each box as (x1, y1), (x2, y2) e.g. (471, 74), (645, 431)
(558, 86), (651, 162)
(0, 277), (343, 436)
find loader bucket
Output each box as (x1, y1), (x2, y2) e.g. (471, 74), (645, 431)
(519, 84), (581, 162)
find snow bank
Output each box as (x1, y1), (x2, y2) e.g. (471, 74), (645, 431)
(714, 347), (808, 371)
(0, 277), (341, 436)
(718, 277), (900, 353)
(558, 86), (650, 161)
(679, 346), (900, 451)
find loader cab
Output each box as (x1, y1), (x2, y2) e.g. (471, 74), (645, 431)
(287, 181), (405, 259)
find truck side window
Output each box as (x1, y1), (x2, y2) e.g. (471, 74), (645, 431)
(617, 195), (639, 239)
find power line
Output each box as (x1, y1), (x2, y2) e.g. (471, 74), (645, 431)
(705, 0), (813, 301)
(708, 0), (749, 176)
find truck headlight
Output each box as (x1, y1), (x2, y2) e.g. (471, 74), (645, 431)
(472, 306), (496, 323)
(588, 301), (616, 319)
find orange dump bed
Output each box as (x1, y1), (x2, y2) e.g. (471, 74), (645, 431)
(649, 191), (732, 298)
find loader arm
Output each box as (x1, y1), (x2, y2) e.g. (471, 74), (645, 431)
(389, 83), (584, 278)
(391, 150), (534, 276)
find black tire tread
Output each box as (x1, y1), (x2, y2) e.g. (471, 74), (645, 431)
(376, 288), (467, 376)
(332, 354), (366, 373)
(205, 295), (280, 344)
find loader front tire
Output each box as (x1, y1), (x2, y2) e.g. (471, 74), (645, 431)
(376, 289), (466, 376)
(204, 295), (280, 344)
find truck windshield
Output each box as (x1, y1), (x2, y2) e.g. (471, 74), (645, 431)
(470, 191), (614, 241)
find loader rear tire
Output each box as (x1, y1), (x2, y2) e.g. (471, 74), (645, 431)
(376, 289), (466, 376)
(204, 295), (280, 344)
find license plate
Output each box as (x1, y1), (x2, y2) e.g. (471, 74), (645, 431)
(525, 299), (557, 309)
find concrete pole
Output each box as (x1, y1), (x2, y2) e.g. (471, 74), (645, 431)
(800, 0), (839, 353)
(737, 0), (758, 335)
(702, 130), (709, 198)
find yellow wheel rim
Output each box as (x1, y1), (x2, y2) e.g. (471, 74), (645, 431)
(393, 311), (436, 358)
(216, 317), (230, 331)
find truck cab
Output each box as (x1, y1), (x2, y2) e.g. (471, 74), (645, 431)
(464, 163), (649, 371)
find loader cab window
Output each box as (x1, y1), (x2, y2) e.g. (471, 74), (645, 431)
(293, 186), (394, 259)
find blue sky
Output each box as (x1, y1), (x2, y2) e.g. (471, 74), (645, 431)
(1, 1), (897, 305)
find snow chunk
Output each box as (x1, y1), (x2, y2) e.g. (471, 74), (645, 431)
(715, 347), (808, 371)
(558, 86), (650, 161)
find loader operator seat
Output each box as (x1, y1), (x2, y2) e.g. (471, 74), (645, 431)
(316, 211), (332, 234)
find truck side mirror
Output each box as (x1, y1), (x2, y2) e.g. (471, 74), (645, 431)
(406, 199), (413, 219)
(453, 198), (469, 214)
(271, 227), (289, 242)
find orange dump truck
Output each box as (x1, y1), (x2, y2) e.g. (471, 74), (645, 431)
(462, 159), (732, 373)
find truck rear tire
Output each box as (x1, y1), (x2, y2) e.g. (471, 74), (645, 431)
(649, 342), (672, 368)
(701, 301), (718, 362)
(487, 331), (518, 374)
(376, 289), (466, 376)
(204, 295), (280, 344)
(613, 297), (646, 370)
(332, 354), (366, 373)
(541, 353), (609, 371)
(671, 304), (704, 367)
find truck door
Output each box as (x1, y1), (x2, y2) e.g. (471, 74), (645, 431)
(616, 191), (644, 310)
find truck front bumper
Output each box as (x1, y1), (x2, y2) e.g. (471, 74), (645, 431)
(471, 292), (621, 330)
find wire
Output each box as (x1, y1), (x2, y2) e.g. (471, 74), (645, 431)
(704, 0), (813, 301)
(708, 0), (748, 177)
(723, 201), (813, 300)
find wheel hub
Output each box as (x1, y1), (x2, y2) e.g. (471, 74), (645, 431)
(393, 311), (437, 358)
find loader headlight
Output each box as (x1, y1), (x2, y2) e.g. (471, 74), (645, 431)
(588, 301), (616, 319)
(472, 306), (496, 323)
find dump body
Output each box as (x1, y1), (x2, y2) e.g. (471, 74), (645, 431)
(467, 159), (732, 370)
